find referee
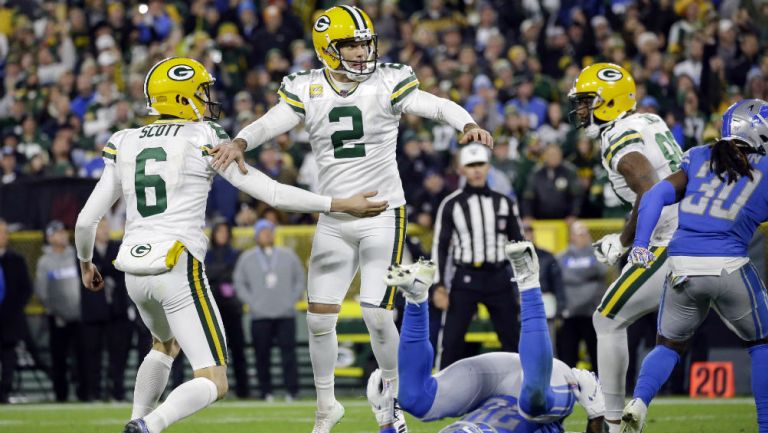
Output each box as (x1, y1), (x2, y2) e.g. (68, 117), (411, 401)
(432, 143), (524, 369)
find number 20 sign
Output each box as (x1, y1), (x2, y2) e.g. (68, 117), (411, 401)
(690, 362), (735, 398)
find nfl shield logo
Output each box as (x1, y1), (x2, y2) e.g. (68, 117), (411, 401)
(310, 84), (323, 99)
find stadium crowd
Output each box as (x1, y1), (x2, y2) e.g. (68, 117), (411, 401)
(0, 0), (767, 402)
(0, 0), (765, 227)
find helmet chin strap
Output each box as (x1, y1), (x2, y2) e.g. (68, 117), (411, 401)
(187, 97), (204, 121)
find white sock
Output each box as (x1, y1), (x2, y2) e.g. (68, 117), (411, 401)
(131, 350), (173, 420)
(307, 312), (338, 412)
(594, 313), (629, 423)
(144, 377), (218, 433)
(361, 307), (399, 393)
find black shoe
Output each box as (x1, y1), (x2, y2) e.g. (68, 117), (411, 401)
(123, 419), (150, 433)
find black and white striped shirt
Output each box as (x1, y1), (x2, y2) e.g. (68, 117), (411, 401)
(431, 184), (524, 284)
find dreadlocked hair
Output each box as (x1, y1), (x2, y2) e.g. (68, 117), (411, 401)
(709, 139), (755, 184)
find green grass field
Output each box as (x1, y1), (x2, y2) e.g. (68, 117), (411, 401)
(0, 398), (758, 433)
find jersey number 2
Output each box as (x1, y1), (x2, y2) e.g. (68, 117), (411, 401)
(329, 106), (365, 158)
(135, 147), (167, 217)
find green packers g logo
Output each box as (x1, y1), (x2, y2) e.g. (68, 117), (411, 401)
(314, 15), (330, 32)
(167, 65), (195, 81)
(130, 244), (152, 257)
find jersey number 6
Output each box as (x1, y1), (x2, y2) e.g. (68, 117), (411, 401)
(329, 106), (365, 158)
(135, 147), (168, 217)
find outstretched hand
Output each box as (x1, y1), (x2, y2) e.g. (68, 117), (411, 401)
(209, 138), (248, 174)
(460, 124), (494, 148)
(80, 261), (104, 292)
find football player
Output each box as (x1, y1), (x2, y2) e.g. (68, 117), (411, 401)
(74, 57), (386, 433)
(210, 5), (493, 433)
(621, 99), (768, 433)
(567, 63), (683, 432)
(369, 242), (606, 433)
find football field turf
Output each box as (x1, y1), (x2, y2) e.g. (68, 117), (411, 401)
(0, 398), (757, 433)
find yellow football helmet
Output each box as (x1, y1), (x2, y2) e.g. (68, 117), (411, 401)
(568, 63), (636, 136)
(312, 5), (377, 82)
(144, 57), (221, 121)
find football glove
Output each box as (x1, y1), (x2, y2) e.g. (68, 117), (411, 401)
(571, 369), (605, 420)
(366, 369), (395, 426)
(629, 246), (656, 269)
(592, 233), (627, 266)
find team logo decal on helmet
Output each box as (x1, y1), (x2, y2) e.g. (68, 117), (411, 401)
(314, 15), (330, 32)
(597, 67), (623, 82)
(312, 5), (378, 82)
(167, 65), (195, 81)
(568, 62), (636, 138)
(144, 57), (222, 121)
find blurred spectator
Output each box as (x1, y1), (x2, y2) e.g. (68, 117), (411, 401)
(410, 170), (450, 228)
(1, 146), (19, 184)
(410, 0), (466, 34)
(0, 219), (33, 403)
(521, 144), (582, 223)
(507, 74), (548, 128)
(205, 221), (248, 398)
(568, 135), (603, 218)
(234, 219), (304, 401)
(35, 220), (84, 402)
(252, 6), (293, 67)
(46, 130), (76, 177)
(537, 102), (570, 147)
(556, 222), (607, 371)
(80, 218), (130, 402)
(398, 131), (435, 203)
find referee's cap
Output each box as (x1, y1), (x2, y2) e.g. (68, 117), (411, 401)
(459, 143), (490, 166)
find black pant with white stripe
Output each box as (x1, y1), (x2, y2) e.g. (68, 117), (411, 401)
(438, 266), (520, 369)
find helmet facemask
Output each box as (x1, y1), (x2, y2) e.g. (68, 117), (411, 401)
(568, 91), (606, 138)
(195, 81), (221, 121)
(325, 31), (378, 82)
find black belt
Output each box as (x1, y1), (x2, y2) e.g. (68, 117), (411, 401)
(455, 262), (509, 271)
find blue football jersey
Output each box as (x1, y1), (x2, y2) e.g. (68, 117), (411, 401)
(670, 145), (768, 257)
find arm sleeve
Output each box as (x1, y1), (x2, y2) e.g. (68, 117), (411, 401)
(432, 197), (455, 285)
(215, 160), (332, 213)
(633, 180), (678, 248)
(399, 90), (475, 132)
(75, 164), (122, 262)
(233, 256), (249, 303)
(235, 101), (302, 152)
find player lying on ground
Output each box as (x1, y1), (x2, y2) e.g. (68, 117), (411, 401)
(209, 5), (493, 433)
(74, 57), (386, 433)
(368, 242), (606, 433)
(620, 99), (768, 433)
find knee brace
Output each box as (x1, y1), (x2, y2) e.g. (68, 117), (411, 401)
(307, 312), (338, 336)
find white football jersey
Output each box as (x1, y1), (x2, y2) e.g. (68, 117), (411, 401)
(600, 113), (682, 246)
(104, 120), (229, 261)
(278, 63), (420, 210)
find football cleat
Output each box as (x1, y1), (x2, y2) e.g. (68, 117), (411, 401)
(384, 258), (435, 304)
(393, 398), (408, 433)
(504, 241), (540, 290)
(311, 400), (345, 433)
(122, 419), (149, 433)
(620, 398), (647, 433)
